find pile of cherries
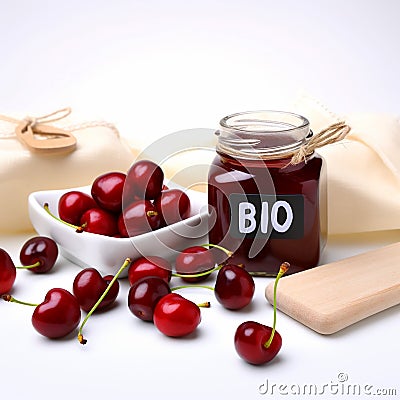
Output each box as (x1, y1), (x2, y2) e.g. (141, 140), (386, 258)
(0, 160), (288, 365)
(54, 159), (190, 237)
(126, 245), (256, 337)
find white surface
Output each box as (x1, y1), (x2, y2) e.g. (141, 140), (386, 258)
(1, 1), (400, 399)
(28, 184), (208, 276)
(0, 231), (399, 400)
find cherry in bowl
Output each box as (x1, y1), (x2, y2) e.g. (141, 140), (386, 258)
(91, 171), (126, 213)
(124, 160), (164, 201)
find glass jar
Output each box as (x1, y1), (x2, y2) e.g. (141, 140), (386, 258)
(208, 110), (327, 276)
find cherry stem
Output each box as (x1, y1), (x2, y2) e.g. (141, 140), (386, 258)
(1, 294), (39, 307)
(199, 243), (233, 258)
(172, 264), (223, 278)
(77, 258), (132, 345)
(169, 288), (211, 308)
(43, 203), (83, 232)
(16, 261), (41, 270)
(264, 262), (289, 349)
(171, 284), (215, 292)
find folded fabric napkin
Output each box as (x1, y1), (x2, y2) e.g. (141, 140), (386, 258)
(293, 94), (400, 235)
(0, 109), (136, 233)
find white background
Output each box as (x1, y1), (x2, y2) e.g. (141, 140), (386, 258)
(1, 1), (399, 400)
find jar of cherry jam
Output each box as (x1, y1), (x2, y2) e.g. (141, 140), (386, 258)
(208, 111), (327, 276)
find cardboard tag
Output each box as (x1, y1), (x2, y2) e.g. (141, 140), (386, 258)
(15, 120), (76, 154)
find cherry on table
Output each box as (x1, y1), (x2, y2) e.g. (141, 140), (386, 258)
(234, 262), (288, 365)
(124, 160), (164, 201)
(122, 200), (161, 237)
(31, 288), (81, 339)
(128, 256), (172, 286)
(73, 268), (120, 312)
(214, 264), (255, 310)
(91, 171), (126, 213)
(234, 321), (282, 365)
(0, 249), (16, 295)
(174, 246), (215, 283)
(3, 289), (81, 339)
(154, 189), (191, 226)
(153, 293), (202, 337)
(128, 276), (171, 321)
(19, 236), (58, 274)
(77, 258), (131, 344)
(58, 191), (96, 225)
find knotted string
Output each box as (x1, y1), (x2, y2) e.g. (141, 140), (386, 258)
(0, 107), (120, 139)
(0, 107), (71, 136)
(289, 121), (351, 165)
(22, 107), (72, 129)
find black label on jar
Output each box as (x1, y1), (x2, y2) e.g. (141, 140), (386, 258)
(228, 194), (304, 239)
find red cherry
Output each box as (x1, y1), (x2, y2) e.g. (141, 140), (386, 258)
(175, 246), (214, 283)
(58, 191), (96, 225)
(153, 293), (201, 337)
(154, 189), (191, 226)
(32, 288), (81, 339)
(128, 256), (172, 286)
(73, 268), (120, 312)
(77, 258), (131, 345)
(122, 200), (161, 237)
(117, 213), (129, 237)
(234, 262), (289, 365)
(125, 160), (164, 201)
(19, 236), (58, 274)
(0, 249), (16, 295)
(128, 277), (171, 321)
(80, 208), (118, 236)
(91, 171), (126, 213)
(214, 264), (255, 310)
(234, 321), (282, 365)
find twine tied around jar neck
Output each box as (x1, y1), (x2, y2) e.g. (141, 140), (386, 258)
(289, 121), (351, 166)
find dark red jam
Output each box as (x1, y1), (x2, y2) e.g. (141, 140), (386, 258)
(207, 111), (326, 276)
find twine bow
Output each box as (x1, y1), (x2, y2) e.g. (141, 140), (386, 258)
(289, 121), (351, 165)
(19, 107), (72, 132)
(0, 107), (76, 154)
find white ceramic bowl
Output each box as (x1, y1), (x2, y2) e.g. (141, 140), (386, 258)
(28, 184), (209, 277)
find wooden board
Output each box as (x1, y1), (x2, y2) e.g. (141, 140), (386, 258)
(265, 242), (400, 334)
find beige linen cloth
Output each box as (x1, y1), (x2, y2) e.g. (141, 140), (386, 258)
(292, 94), (400, 235)
(1, 96), (399, 235)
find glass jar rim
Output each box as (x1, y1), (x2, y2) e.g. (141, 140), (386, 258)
(216, 110), (312, 161)
(219, 110), (310, 134)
